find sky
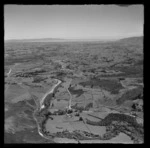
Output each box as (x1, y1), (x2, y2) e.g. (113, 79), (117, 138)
(4, 5), (144, 40)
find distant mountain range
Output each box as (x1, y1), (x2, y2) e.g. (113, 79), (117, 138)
(5, 38), (66, 43)
(5, 36), (143, 43)
(5, 38), (116, 43)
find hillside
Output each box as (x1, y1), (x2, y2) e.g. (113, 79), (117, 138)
(117, 36), (143, 46)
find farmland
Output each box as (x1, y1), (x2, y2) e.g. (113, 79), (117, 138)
(4, 36), (143, 143)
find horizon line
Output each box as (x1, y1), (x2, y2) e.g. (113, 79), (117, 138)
(5, 35), (143, 41)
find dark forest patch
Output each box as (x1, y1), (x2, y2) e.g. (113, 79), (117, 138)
(116, 86), (143, 105)
(109, 66), (143, 77)
(79, 79), (123, 94)
(68, 87), (85, 97)
(32, 76), (47, 83)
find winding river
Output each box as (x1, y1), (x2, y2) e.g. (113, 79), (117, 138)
(40, 79), (62, 109)
(33, 78), (62, 140)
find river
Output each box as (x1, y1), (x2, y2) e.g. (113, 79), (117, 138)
(40, 79), (62, 109)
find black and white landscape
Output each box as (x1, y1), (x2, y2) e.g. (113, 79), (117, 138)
(4, 5), (143, 144)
